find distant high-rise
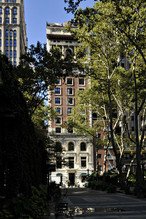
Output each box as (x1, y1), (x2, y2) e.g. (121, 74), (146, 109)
(0, 0), (27, 66)
(46, 22), (94, 187)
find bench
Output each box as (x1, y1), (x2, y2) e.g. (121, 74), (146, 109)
(55, 202), (68, 215)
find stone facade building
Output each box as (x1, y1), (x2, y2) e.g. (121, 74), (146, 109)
(0, 0), (27, 66)
(46, 22), (94, 187)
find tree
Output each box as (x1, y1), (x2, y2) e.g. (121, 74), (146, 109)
(66, 0), (145, 186)
(0, 55), (46, 197)
(64, 0), (97, 13)
(15, 42), (75, 118)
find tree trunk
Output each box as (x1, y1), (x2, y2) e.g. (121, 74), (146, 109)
(108, 78), (122, 175)
(133, 61), (143, 187)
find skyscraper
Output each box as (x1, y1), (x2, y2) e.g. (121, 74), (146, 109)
(0, 0), (27, 66)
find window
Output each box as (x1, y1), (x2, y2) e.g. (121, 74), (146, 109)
(13, 18), (17, 24)
(0, 17), (2, 24)
(0, 39), (1, 47)
(80, 142), (86, 151)
(56, 78), (61, 85)
(10, 50), (12, 58)
(13, 30), (16, 37)
(56, 156), (62, 169)
(98, 165), (102, 171)
(6, 29), (9, 37)
(92, 113), (98, 121)
(6, 50), (8, 57)
(54, 87), (61, 95)
(0, 7), (2, 14)
(81, 109), (85, 115)
(79, 78), (85, 85)
(81, 157), (86, 168)
(0, 29), (1, 37)
(67, 108), (72, 115)
(10, 39), (12, 47)
(98, 133), (101, 139)
(67, 78), (73, 85)
(65, 48), (72, 57)
(6, 17), (9, 24)
(6, 39), (8, 47)
(131, 116), (134, 121)
(97, 154), (102, 159)
(69, 157), (74, 168)
(56, 127), (61, 133)
(56, 107), (61, 115)
(67, 88), (73, 95)
(68, 142), (74, 151)
(10, 30), (13, 37)
(131, 127), (135, 131)
(79, 88), (84, 91)
(55, 117), (61, 124)
(55, 142), (62, 153)
(5, 7), (10, 15)
(124, 154), (130, 159)
(14, 39), (16, 47)
(14, 61), (17, 67)
(68, 128), (73, 133)
(67, 97), (74, 105)
(55, 97), (61, 105)
(13, 0), (16, 3)
(14, 50), (16, 58)
(13, 7), (17, 15)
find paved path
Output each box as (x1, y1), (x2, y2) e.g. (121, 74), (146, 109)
(63, 188), (146, 219)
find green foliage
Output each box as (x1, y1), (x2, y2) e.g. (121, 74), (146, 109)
(0, 185), (48, 218)
(89, 180), (107, 191)
(16, 42), (75, 118)
(66, 0), (145, 183)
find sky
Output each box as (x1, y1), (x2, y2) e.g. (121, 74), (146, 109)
(24, 0), (95, 48)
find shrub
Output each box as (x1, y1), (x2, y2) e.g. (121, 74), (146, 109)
(107, 184), (117, 193)
(134, 183), (146, 198)
(0, 185), (48, 218)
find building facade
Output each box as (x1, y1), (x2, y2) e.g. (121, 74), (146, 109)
(0, 0), (27, 66)
(46, 22), (94, 187)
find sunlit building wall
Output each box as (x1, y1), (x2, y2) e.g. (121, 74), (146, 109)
(46, 22), (94, 187)
(0, 0), (27, 66)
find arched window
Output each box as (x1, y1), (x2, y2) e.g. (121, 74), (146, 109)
(5, 7), (10, 15)
(13, 7), (17, 15)
(13, 18), (17, 24)
(68, 142), (74, 151)
(65, 48), (73, 58)
(80, 142), (86, 151)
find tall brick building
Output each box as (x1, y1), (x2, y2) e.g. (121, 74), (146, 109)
(46, 22), (94, 187)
